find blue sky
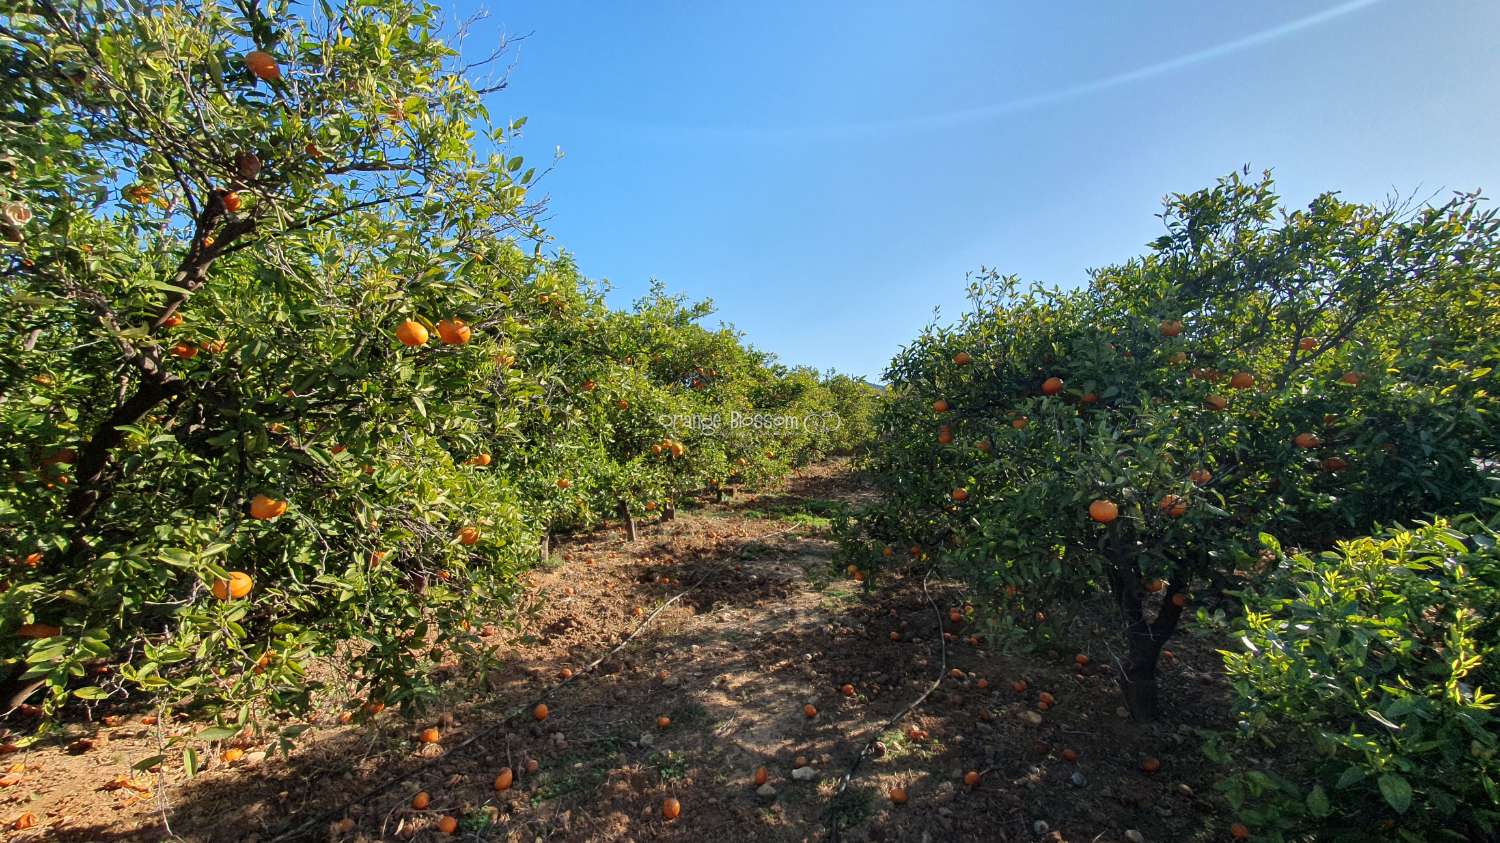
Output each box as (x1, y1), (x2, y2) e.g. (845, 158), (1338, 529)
(447, 1), (1500, 382)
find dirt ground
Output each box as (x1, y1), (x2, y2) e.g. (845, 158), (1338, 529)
(0, 461), (1240, 842)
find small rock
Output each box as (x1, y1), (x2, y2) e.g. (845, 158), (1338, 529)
(550, 732), (566, 747)
(1070, 771), (1087, 787)
(756, 783), (776, 797)
(1020, 710), (1044, 726)
(1125, 831), (1145, 843)
(1033, 820), (1049, 835)
(1116, 706), (1130, 718)
(637, 733), (655, 747)
(791, 766), (817, 781)
(1176, 783), (1194, 798)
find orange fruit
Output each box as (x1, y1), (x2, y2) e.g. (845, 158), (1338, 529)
(949, 608), (962, 623)
(1204, 394), (1228, 411)
(1041, 376), (1063, 395)
(1168, 351), (1188, 365)
(888, 786), (908, 804)
(803, 704), (817, 719)
(556, 478), (572, 489)
(949, 668), (964, 680)
(1074, 654), (1089, 667)
(1229, 371), (1255, 390)
(950, 487), (968, 502)
(533, 703), (548, 721)
(1321, 456), (1348, 472)
(1081, 392), (1098, 404)
(1011, 416), (1028, 429)
(1088, 499), (1118, 524)
(172, 341), (199, 359)
(617, 399), (630, 410)
(1294, 432), (1321, 449)
(963, 770), (980, 787)
(1340, 371), (1364, 385)
(1141, 757), (1162, 774)
(395, 320), (429, 346)
(1298, 337), (1318, 351)
(211, 571), (253, 600)
(1231, 822), (1251, 840)
(976, 678), (989, 689)
(662, 797), (681, 820)
(245, 50), (281, 82)
(223, 748), (244, 763)
(657, 715), (671, 729)
(494, 767), (513, 791)
(364, 700), (385, 715)
(882, 545), (894, 557)
(1159, 319), (1184, 337)
(840, 683), (855, 697)
(1146, 578), (1165, 593)
(436, 815), (458, 834)
(411, 791), (430, 810)
(559, 667), (574, 680)
(932, 398), (950, 413)
(937, 426), (953, 445)
(976, 438), (992, 454)
(436, 318), (471, 345)
(1011, 679), (1027, 693)
(161, 312), (184, 328)
(1189, 468), (1212, 485)
(754, 766), (768, 786)
(419, 727), (440, 744)
(458, 526), (480, 545)
(222, 191), (242, 213)
(1171, 593), (1188, 608)
(249, 493), (287, 520)
(889, 631), (901, 642)
(468, 453), (492, 466)
(1158, 494), (1187, 518)
(1061, 748), (1079, 762)
(1038, 692), (1055, 706)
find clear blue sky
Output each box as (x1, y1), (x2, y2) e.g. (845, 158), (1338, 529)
(446, 1), (1500, 382)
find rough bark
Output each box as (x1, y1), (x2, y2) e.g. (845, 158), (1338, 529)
(617, 500), (637, 543)
(1110, 553), (1187, 721)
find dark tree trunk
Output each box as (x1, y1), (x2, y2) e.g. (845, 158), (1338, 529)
(1108, 550), (1187, 721)
(617, 500), (637, 543)
(67, 377), (186, 524)
(662, 502), (675, 521)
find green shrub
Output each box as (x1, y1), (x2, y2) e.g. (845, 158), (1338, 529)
(1217, 507), (1500, 840)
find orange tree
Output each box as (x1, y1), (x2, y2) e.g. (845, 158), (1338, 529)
(0, 0), (876, 743)
(840, 170), (1498, 719)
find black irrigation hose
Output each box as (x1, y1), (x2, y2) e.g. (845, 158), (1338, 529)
(826, 565), (948, 843)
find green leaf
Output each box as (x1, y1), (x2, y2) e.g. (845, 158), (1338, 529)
(1306, 784), (1331, 817)
(72, 686), (110, 700)
(182, 746), (200, 778)
(1379, 772), (1412, 813)
(196, 726), (240, 742)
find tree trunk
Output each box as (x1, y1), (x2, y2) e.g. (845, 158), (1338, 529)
(662, 502), (675, 522)
(1109, 553), (1187, 722)
(617, 500), (637, 543)
(1122, 622), (1166, 720)
(67, 377), (185, 524)
(539, 532), (550, 561)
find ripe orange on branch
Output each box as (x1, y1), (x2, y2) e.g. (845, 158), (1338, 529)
(1159, 319), (1184, 337)
(436, 318), (471, 345)
(211, 572), (253, 601)
(1041, 376), (1063, 395)
(249, 494), (287, 520)
(245, 50), (281, 82)
(1089, 499), (1118, 524)
(395, 320), (429, 346)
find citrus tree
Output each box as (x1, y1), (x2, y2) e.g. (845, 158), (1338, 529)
(843, 170), (1499, 719)
(0, 0), (878, 741)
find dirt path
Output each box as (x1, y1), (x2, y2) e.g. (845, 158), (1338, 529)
(3, 461), (1237, 842)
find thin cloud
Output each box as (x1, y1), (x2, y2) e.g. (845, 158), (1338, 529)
(612, 0), (1382, 143)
